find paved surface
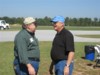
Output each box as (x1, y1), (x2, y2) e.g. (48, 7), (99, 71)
(0, 30), (100, 42)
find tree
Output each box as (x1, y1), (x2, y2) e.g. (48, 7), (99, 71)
(93, 18), (98, 26)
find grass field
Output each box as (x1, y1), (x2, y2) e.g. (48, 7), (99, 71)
(76, 35), (100, 38)
(0, 42), (100, 75)
(1, 25), (100, 31)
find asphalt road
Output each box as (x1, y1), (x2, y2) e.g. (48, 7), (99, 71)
(0, 30), (100, 42)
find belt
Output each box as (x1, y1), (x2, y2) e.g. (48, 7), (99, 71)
(28, 57), (40, 62)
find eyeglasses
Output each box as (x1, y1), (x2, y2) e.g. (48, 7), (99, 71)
(52, 22), (57, 24)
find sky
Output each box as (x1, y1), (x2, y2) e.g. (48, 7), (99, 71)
(0, 0), (100, 18)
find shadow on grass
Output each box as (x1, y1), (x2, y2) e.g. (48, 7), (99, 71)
(81, 56), (100, 69)
(81, 56), (94, 66)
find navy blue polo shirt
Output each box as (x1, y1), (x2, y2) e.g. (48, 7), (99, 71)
(50, 28), (74, 62)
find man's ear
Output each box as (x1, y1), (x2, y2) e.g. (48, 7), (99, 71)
(61, 22), (64, 26)
(22, 24), (26, 29)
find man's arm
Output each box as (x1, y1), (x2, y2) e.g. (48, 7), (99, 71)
(66, 51), (74, 67)
(27, 64), (36, 75)
(64, 51), (74, 75)
(49, 61), (54, 75)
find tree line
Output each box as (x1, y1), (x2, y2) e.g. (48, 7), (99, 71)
(0, 16), (100, 26)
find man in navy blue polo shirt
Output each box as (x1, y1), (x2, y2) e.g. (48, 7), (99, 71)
(49, 16), (75, 75)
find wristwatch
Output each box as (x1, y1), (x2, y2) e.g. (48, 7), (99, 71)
(65, 64), (70, 67)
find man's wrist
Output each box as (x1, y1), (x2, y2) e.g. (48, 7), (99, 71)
(65, 64), (70, 67)
(27, 63), (32, 68)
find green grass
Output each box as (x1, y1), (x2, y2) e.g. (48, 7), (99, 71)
(65, 26), (100, 30)
(0, 42), (100, 75)
(1, 25), (100, 31)
(76, 35), (100, 38)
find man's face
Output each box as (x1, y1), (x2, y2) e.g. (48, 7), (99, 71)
(26, 22), (37, 32)
(52, 22), (64, 32)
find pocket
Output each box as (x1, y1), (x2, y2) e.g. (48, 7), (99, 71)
(14, 58), (19, 65)
(13, 64), (21, 75)
(13, 59), (21, 75)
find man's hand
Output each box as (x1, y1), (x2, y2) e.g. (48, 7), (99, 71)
(27, 64), (36, 75)
(49, 66), (53, 75)
(64, 66), (69, 75)
(49, 61), (54, 75)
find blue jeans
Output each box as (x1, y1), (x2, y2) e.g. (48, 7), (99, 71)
(54, 60), (74, 75)
(13, 58), (39, 75)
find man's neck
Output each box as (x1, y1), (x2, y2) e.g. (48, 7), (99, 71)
(57, 27), (64, 33)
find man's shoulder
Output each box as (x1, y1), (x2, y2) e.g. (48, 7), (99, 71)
(15, 29), (27, 38)
(62, 29), (73, 38)
(63, 28), (72, 34)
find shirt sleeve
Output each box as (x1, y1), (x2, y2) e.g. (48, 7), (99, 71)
(65, 31), (75, 52)
(15, 36), (30, 65)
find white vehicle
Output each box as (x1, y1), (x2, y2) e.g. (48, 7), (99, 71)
(0, 20), (10, 30)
